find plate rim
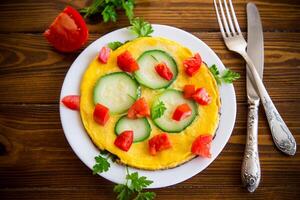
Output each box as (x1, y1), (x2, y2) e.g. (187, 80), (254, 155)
(59, 24), (236, 188)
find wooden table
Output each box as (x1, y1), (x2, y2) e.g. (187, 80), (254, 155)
(0, 0), (299, 199)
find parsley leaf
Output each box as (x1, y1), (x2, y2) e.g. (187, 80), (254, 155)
(127, 172), (153, 192)
(209, 64), (221, 85)
(92, 154), (110, 174)
(80, 0), (135, 23)
(122, 0), (135, 21)
(114, 167), (155, 200)
(102, 5), (117, 22)
(114, 184), (133, 200)
(151, 101), (166, 120)
(221, 69), (240, 83)
(209, 64), (240, 85)
(129, 18), (154, 37)
(108, 41), (124, 50)
(134, 192), (156, 200)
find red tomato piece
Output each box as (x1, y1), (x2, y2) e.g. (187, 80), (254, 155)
(148, 133), (172, 155)
(193, 88), (212, 105)
(93, 103), (110, 126)
(98, 46), (111, 64)
(62, 95), (80, 110)
(191, 135), (213, 158)
(44, 6), (89, 52)
(127, 97), (150, 119)
(117, 51), (139, 72)
(154, 62), (173, 81)
(183, 84), (196, 99)
(114, 130), (133, 151)
(183, 53), (202, 76)
(172, 103), (192, 121)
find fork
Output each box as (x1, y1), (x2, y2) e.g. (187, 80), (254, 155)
(213, 0), (297, 159)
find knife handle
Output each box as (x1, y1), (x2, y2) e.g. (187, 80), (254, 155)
(241, 52), (297, 156)
(241, 99), (261, 192)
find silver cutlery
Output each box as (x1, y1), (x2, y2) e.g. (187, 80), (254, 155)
(213, 0), (296, 156)
(241, 2), (263, 192)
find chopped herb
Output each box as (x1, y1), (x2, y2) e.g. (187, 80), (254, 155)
(209, 64), (240, 85)
(108, 41), (124, 50)
(114, 167), (155, 200)
(151, 101), (166, 120)
(129, 18), (154, 38)
(92, 154), (110, 174)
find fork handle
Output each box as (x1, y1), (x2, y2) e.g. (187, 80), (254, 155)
(241, 52), (297, 156)
(241, 99), (261, 192)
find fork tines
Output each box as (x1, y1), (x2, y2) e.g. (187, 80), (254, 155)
(213, 0), (242, 38)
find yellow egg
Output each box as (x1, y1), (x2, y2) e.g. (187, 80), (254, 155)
(80, 37), (220, 170)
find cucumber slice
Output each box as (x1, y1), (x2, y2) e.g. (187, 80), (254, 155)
(115, 116), (152, 142)
(134, 50), (178, 89)
(94, 72), (140, 114)
(151, 89), (198, 133)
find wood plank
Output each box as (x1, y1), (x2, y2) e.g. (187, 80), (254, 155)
(0, 103), (299, 191)
(0, 0), (299, 33)
(0, 32), (299, 103)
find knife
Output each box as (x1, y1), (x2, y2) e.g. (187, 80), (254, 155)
(241, 2), (263, 193)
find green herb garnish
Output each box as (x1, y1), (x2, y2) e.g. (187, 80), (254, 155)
(80, 0), (135, 23)
(151, 101), (166, 120)
(108, 41), (124, 50)
(129, 18), (154, 38)
(92, 154), (111, 174)
(209, 64), (240, 85)
(114, 167), (155, 200)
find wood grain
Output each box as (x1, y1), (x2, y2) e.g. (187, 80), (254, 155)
(0, 32), (299, 103)
(0, 0), (299, 33)
(0, 0), (300, 199)
(0, 104), (299, 199)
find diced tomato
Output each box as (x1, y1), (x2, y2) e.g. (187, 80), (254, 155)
(183, 85), (196, 99)
(117, 51), (139, 72)
(93, 103), (110, 126)
(61, 95), (80, 110)
(114, 130), (133, 151)
(183, 53), (202, 76)
(155, 62), (173, 81)
(193, 88), (212, 105)
(191, 135), (213, 158)
(98, 46), (111, 64)
(127, 97), (150, 119)
(148, 133), (172, 155)
(172, 103), (192, 121)
(44, 6), (89, 52)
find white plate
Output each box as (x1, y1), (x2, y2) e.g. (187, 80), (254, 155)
(60, 24), (236, 188)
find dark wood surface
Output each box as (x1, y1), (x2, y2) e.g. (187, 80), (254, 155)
(0, 0), (299, 199)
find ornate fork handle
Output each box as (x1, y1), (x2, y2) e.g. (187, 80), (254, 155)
(242, 99), (261, 192)
(242, 52), (297, 156)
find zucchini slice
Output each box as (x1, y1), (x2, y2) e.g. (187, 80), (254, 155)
(94, 72), (140, 114)
(151, 89), (198, 133)
(134, 49), (178, 89)
(115, 116), (151, 142)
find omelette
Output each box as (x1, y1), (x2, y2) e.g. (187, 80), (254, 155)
(80, 37), (220, 170)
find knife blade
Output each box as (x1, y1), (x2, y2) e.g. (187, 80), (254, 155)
(247, 3), (264, 95)
(241, 2), (264, 193)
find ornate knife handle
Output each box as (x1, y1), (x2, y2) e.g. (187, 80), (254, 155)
(242, 99), (261, 192)
(241, 52), (297, 156)
(261, 96), (297, 155)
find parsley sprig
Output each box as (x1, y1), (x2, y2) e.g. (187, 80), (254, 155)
(151, 101), (166, 120)
(129, 18), (154, 37)
(114, 167), (155, 200)
(80, 0), (135, 23)
(209, 64), (240, 85)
